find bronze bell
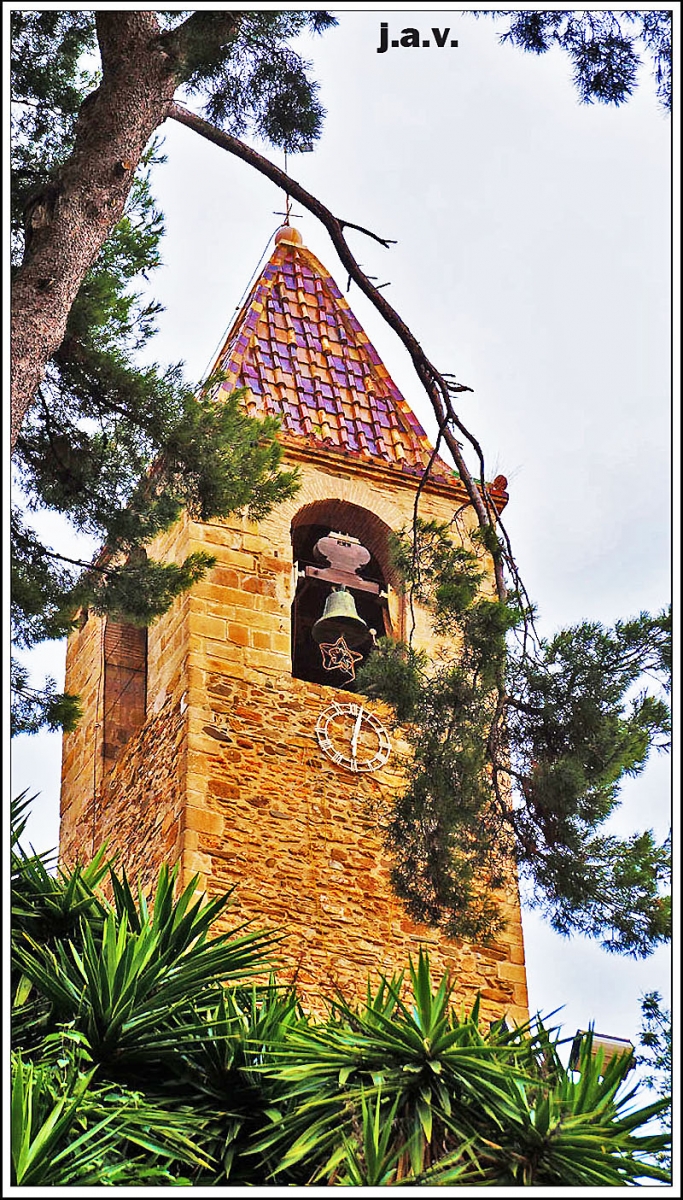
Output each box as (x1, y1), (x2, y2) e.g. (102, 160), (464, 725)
(312, 587), (370, 649)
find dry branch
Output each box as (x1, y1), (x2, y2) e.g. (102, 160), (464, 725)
(168, 101), (508, 602)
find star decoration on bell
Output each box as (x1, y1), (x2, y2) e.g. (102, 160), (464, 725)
(318, 635), (364, 680)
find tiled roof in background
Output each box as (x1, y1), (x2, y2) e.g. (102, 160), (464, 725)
(210, 229), (459, 485)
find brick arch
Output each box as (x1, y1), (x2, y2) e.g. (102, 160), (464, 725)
(291, 498), (401, 591)
(276, 467), (405, 539)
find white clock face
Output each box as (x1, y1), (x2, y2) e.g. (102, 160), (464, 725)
(315, 702), (391, 773)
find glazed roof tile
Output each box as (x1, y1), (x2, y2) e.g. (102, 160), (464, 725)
(210, 232), (459, 485)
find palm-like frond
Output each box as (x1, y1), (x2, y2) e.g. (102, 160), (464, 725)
(423, 1039), (671, 1186)
(322, 1086), (406, 1185)
(11, 1052), (212, 1185)
(13, 862), (278, 1067)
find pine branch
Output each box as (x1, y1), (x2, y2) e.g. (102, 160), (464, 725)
(156, 11), (241, 75)
(42, 549), (113, 575)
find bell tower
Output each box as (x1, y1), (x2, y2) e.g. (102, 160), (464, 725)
(59, 226), (528, 1023)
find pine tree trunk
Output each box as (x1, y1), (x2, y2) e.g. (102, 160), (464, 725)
(10, 12), (177, 451)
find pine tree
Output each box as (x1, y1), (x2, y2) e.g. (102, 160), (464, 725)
(635, 991), (672, 1173)
(358, 522), (671, 957)
(11, 11), (335, 730)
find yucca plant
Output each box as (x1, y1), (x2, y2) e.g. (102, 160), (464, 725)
(248, 953), (670, 1186)
(249, 954), (532, 1179)
(11, 799), (671, 1186)
(13, 855), (279, 1069)
(11, 795), (109, 939)
(326, 1087), (406, 1185)
(10, 1052), (212, 1186)
(165, 981), (310, 1182)
(11, 798), (279, 1185)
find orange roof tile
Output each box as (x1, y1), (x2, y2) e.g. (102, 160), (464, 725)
(209, 230), (459, 486)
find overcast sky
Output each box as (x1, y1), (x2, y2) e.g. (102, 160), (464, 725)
(12, 6), (675, 1085)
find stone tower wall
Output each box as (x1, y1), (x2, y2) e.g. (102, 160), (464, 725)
(59, 456), (528, 1023)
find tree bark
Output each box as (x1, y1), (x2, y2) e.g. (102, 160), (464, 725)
(11, 13), (171, 450)
(10, 10), (240, 453)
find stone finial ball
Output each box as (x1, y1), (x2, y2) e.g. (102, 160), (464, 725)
(275, 225), (303, 245)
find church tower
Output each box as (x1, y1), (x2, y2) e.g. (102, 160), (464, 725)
(59, 226), (528, 1024)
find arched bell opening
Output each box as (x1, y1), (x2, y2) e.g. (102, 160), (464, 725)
(291, 501), (396, 688)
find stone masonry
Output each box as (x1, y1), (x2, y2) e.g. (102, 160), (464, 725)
(60, 454), (529, 1024)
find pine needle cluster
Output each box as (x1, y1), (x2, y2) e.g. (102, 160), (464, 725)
(358, 521), (671, 957)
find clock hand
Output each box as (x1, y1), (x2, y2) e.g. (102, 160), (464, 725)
(351, 706), (364, 761)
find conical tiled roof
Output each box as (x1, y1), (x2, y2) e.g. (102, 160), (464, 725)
(209, 228), (458, 486)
